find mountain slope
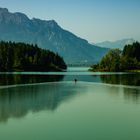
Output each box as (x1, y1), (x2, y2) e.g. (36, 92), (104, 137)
(0, 8), (108, 65)
(96, 39), (135, 50)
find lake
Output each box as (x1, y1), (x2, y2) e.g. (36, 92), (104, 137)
(0, 67), (140, 140)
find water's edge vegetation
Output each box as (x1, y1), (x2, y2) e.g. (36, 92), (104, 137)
(90, 42), (140, 72)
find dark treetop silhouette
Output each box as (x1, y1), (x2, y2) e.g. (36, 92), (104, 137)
(0, 41), (67, 72)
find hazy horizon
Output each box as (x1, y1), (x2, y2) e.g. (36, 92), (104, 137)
(0, 0), (139, 43)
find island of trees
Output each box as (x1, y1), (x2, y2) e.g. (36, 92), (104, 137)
(90, 42), (140, 72)
(0, 41), (67, 72)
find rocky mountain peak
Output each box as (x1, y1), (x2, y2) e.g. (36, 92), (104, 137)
(0, 7), (108, 65)
(0, 8), (9, 14)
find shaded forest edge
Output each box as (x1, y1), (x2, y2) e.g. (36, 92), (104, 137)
(0, 41), (67, 72)
(90, 42), (140, 72)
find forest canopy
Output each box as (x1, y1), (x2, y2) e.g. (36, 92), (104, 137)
(0, 41), (67, 72)
(90, 42), (140, 72)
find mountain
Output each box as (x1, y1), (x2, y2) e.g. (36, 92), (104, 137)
(96, 39), (135, 50)
(0, 8), (108, 65)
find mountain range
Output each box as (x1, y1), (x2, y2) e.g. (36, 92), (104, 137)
(0, 8), (108, 65)
(96, 39), (135, 50)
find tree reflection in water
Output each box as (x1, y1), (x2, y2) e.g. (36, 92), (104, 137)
(0, 74), (64, 85)
(0, 82), (78, 123)
(100, 74), (140, 86)
(0, 73), (139, 123)
(100, 74), (140, 101)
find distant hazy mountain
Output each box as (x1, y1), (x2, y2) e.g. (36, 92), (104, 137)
(96, 39), (135, 50)
(0, 8), (108, 65)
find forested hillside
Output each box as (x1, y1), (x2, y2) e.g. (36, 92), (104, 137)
(90, 42), (140, 72)
(0, 41), (67, 72)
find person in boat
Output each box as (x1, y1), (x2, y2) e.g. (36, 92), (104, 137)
(74, 79), (77, 83)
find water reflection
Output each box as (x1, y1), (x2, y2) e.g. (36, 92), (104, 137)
(123, 88), (140, 102)
(0, 82), (139, 123)
(100, 74), (140, 86)
(0, 83), (79, 123)
(0, 70), (140, 123)
(0, 74), (64, 85)
(0, 72), (139, 86)
(99, 74), (140, 101)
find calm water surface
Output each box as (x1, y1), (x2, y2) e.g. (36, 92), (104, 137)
(0, 67), (140, 140)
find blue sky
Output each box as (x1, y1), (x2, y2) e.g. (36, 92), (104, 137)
(0, 0), (140, 43)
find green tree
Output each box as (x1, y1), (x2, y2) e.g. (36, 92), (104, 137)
(91, 42), (140, 72)
(0, 41), (67, 72)
(99, 49), (121, 71)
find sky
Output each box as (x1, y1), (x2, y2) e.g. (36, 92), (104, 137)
(0, 0), (139, 43)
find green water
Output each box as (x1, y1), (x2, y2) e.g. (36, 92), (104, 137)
(0, 67), (140, 140)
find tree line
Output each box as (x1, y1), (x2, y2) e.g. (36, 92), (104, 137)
(90, 42), (140, 72)
(0, 41), (67, 72)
